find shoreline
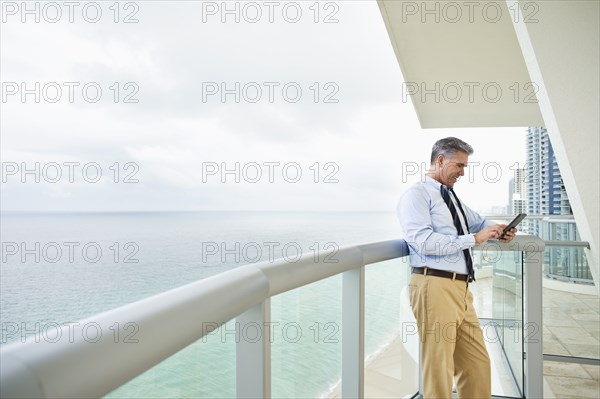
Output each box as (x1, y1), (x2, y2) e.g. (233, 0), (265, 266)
(318, 331), (402, 399)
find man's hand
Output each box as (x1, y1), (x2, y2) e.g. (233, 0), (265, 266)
(474, 224), (505, 244)
(498, 226), (517, 243)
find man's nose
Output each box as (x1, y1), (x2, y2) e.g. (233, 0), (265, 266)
(459, 168), (465, 176)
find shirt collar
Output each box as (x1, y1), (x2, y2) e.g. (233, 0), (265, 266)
(424, 175), (443, 189)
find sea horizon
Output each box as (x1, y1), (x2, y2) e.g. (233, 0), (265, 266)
(1, 211), (406, 398)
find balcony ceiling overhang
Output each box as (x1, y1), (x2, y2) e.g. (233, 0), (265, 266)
(378, 0), (544, 128)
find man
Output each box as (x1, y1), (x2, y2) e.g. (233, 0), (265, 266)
(397, 137), (516, 399)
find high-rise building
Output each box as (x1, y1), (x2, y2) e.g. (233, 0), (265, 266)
(527, 127), (572, 219)
(526, 127), (589, 281)
(509, 168), (527, 213)
(508, 167), (528, 231)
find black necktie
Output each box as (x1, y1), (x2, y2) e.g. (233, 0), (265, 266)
(440, 185), (475, 282)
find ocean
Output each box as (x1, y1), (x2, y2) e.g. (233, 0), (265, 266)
(0, 211), (409, 398)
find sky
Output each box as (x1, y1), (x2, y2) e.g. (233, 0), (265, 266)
(0, 1), (527, 213)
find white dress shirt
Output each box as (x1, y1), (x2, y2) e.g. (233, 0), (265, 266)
(397, 175), (495, 274)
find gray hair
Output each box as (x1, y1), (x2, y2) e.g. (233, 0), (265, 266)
(430, 137), (474, 164)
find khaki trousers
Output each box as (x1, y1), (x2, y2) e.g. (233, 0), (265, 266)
(409, 273), (491, 399)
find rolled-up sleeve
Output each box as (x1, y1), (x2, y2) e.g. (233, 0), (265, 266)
(465, 206), (496, 233)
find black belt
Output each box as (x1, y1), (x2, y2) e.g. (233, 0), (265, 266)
(412, 267), (469, 282)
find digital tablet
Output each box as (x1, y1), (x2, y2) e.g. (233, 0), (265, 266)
(500, 213), (527, 238)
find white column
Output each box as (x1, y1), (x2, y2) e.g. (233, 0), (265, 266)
(507, 0), (600, 287)
(342, 266), (365, 398)
(523, 247), (544, 398)
(236, 299), (271, 399)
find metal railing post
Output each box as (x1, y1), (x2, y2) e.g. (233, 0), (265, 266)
(236, 299), (271, 399)
(523, 246), (544, 398)
(342, 266), (365, 399)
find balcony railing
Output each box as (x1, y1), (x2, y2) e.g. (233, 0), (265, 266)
(486, 215), (593, 285)
(1, 236), (547, 399)
(544, 241), (592, 283)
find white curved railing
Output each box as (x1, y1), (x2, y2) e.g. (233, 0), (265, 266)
(0, 237), (545, 399)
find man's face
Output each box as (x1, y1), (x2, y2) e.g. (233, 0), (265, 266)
(438, 151), (469, 188)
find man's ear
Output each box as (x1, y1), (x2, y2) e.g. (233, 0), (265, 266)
(436, 154), (445, 168)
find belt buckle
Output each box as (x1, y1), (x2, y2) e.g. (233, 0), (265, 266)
(452, 272), (456, 281)
(423, 267), (428, 276)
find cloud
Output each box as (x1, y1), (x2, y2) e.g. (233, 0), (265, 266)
(0, 2), (526, 212)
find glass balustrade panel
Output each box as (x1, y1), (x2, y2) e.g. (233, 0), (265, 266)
(542, 247), (599, 361)
(270, 275), (343, 399)
(364, 257), (417, 398)
(472, 246), (524, 398)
